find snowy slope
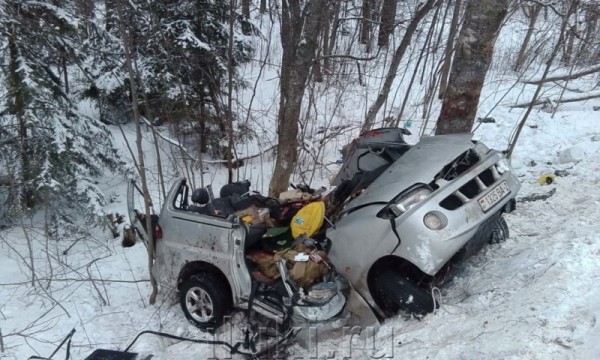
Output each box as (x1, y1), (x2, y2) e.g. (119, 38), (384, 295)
(2, 102), (600, 359)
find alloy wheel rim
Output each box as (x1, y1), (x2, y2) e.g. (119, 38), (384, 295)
(186, 287), (214, 323)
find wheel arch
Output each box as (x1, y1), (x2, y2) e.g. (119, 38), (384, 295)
(177, 261), (233, 306)
(367, 255), (432, 294)
(367, 255), (435, 316)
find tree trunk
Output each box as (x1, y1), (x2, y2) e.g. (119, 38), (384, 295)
(514, 4), (541, 72)
(79, 0), (94, 19)
(563, 23), (577, 66)
(360, 0), (374, 46)
(116, 0), (158, 305)
(268, 0), (328, 197)
(242, 0), (251, 35)
(361, 0), (437, 133)
(325, 0), (342, 72)
(438, 0), (462, 99)
(105, 0), (115, 31)
(227, 0), (237, 182)
(378, 0), (399, 47)
(576, 5), (598, 63)
(435, 0), (509, 135)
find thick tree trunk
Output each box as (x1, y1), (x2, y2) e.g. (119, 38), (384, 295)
(435, 0), (508, 135)
(268, 0), (328, 197)
(577, 5), (598, 62)
(360, 0), (374, 46)
(105, 0), (115, 31)
(438, 0), (462, 99)
(79, 0), (94, 19)
(514, 4), (541, 72)
(361, 0), (437, 133)
(378, 0), (399, 47)
(242, 0), (251, 35)
(325, 0), (342, 72)
(260, 0), (267, 13)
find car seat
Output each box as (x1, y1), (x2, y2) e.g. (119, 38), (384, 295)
(188, 188), (213, 215)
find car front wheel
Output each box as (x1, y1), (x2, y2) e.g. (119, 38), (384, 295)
(373, 270), (436, 317)
(180, 273), (230, 330)
(489, 215), (510, 243)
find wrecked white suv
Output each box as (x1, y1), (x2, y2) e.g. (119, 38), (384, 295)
(127, 127), (520, 330)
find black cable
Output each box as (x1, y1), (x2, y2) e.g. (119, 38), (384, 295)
(28, 328), (76, 360)
(390, 218), (402, 254)
(123, 328), (300, 359)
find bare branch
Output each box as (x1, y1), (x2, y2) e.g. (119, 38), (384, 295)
(510, 92), (600, 108)
(315, 49), (380, 62)
(524, 64), (600, 84)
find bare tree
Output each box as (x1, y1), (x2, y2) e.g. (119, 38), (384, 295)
(514, 3), (541, 71)
(116, 0), (159, 305)
(435, 0), (509, 135)
(361, 0), (438, 133)
(507, 0), (579, 157)
(438, 0), (463, 98)
(268, 0), (328, 197)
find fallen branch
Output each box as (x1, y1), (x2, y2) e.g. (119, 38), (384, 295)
(316, 48), (381, 62)
(0, 278), (150, 286)
(524, 64), (600, 85)
(510, 92), (600, 108)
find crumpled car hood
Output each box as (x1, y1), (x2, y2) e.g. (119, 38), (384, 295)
(346, 134), (475, 209)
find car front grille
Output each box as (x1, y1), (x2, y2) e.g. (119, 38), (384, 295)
(440, 164), (502, 210)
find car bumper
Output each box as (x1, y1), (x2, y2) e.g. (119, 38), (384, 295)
(393, 151), (520, 275)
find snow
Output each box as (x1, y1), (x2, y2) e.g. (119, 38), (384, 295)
(3, 100), (599, 360)
(2, 7), (600, 360)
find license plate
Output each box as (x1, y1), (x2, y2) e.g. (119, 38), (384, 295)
(479, 181), (510, 212)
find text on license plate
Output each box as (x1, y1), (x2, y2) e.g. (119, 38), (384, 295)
(479, 181), (510, 212)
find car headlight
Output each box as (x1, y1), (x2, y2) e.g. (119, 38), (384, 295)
(376, 187), (432, 219)
(496, 157), (512, 174)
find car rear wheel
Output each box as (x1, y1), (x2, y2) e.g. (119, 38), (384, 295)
(180, 273), (230, 330)
(373, 270), (436, 317)
(489, 216), (509, 243)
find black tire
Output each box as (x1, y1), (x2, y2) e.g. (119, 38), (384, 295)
(489, 216), (509, 243)
(373, 271), (436, 317)
(180, 273), (231, 330)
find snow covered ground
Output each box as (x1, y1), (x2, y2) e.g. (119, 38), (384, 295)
(2, 92), (600, 359)
(3, 11), (600, 360)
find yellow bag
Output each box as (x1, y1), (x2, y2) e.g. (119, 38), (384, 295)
(290, 201), (325, 238)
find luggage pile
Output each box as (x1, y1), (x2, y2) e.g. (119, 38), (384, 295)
(190, 181), (337, 289)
